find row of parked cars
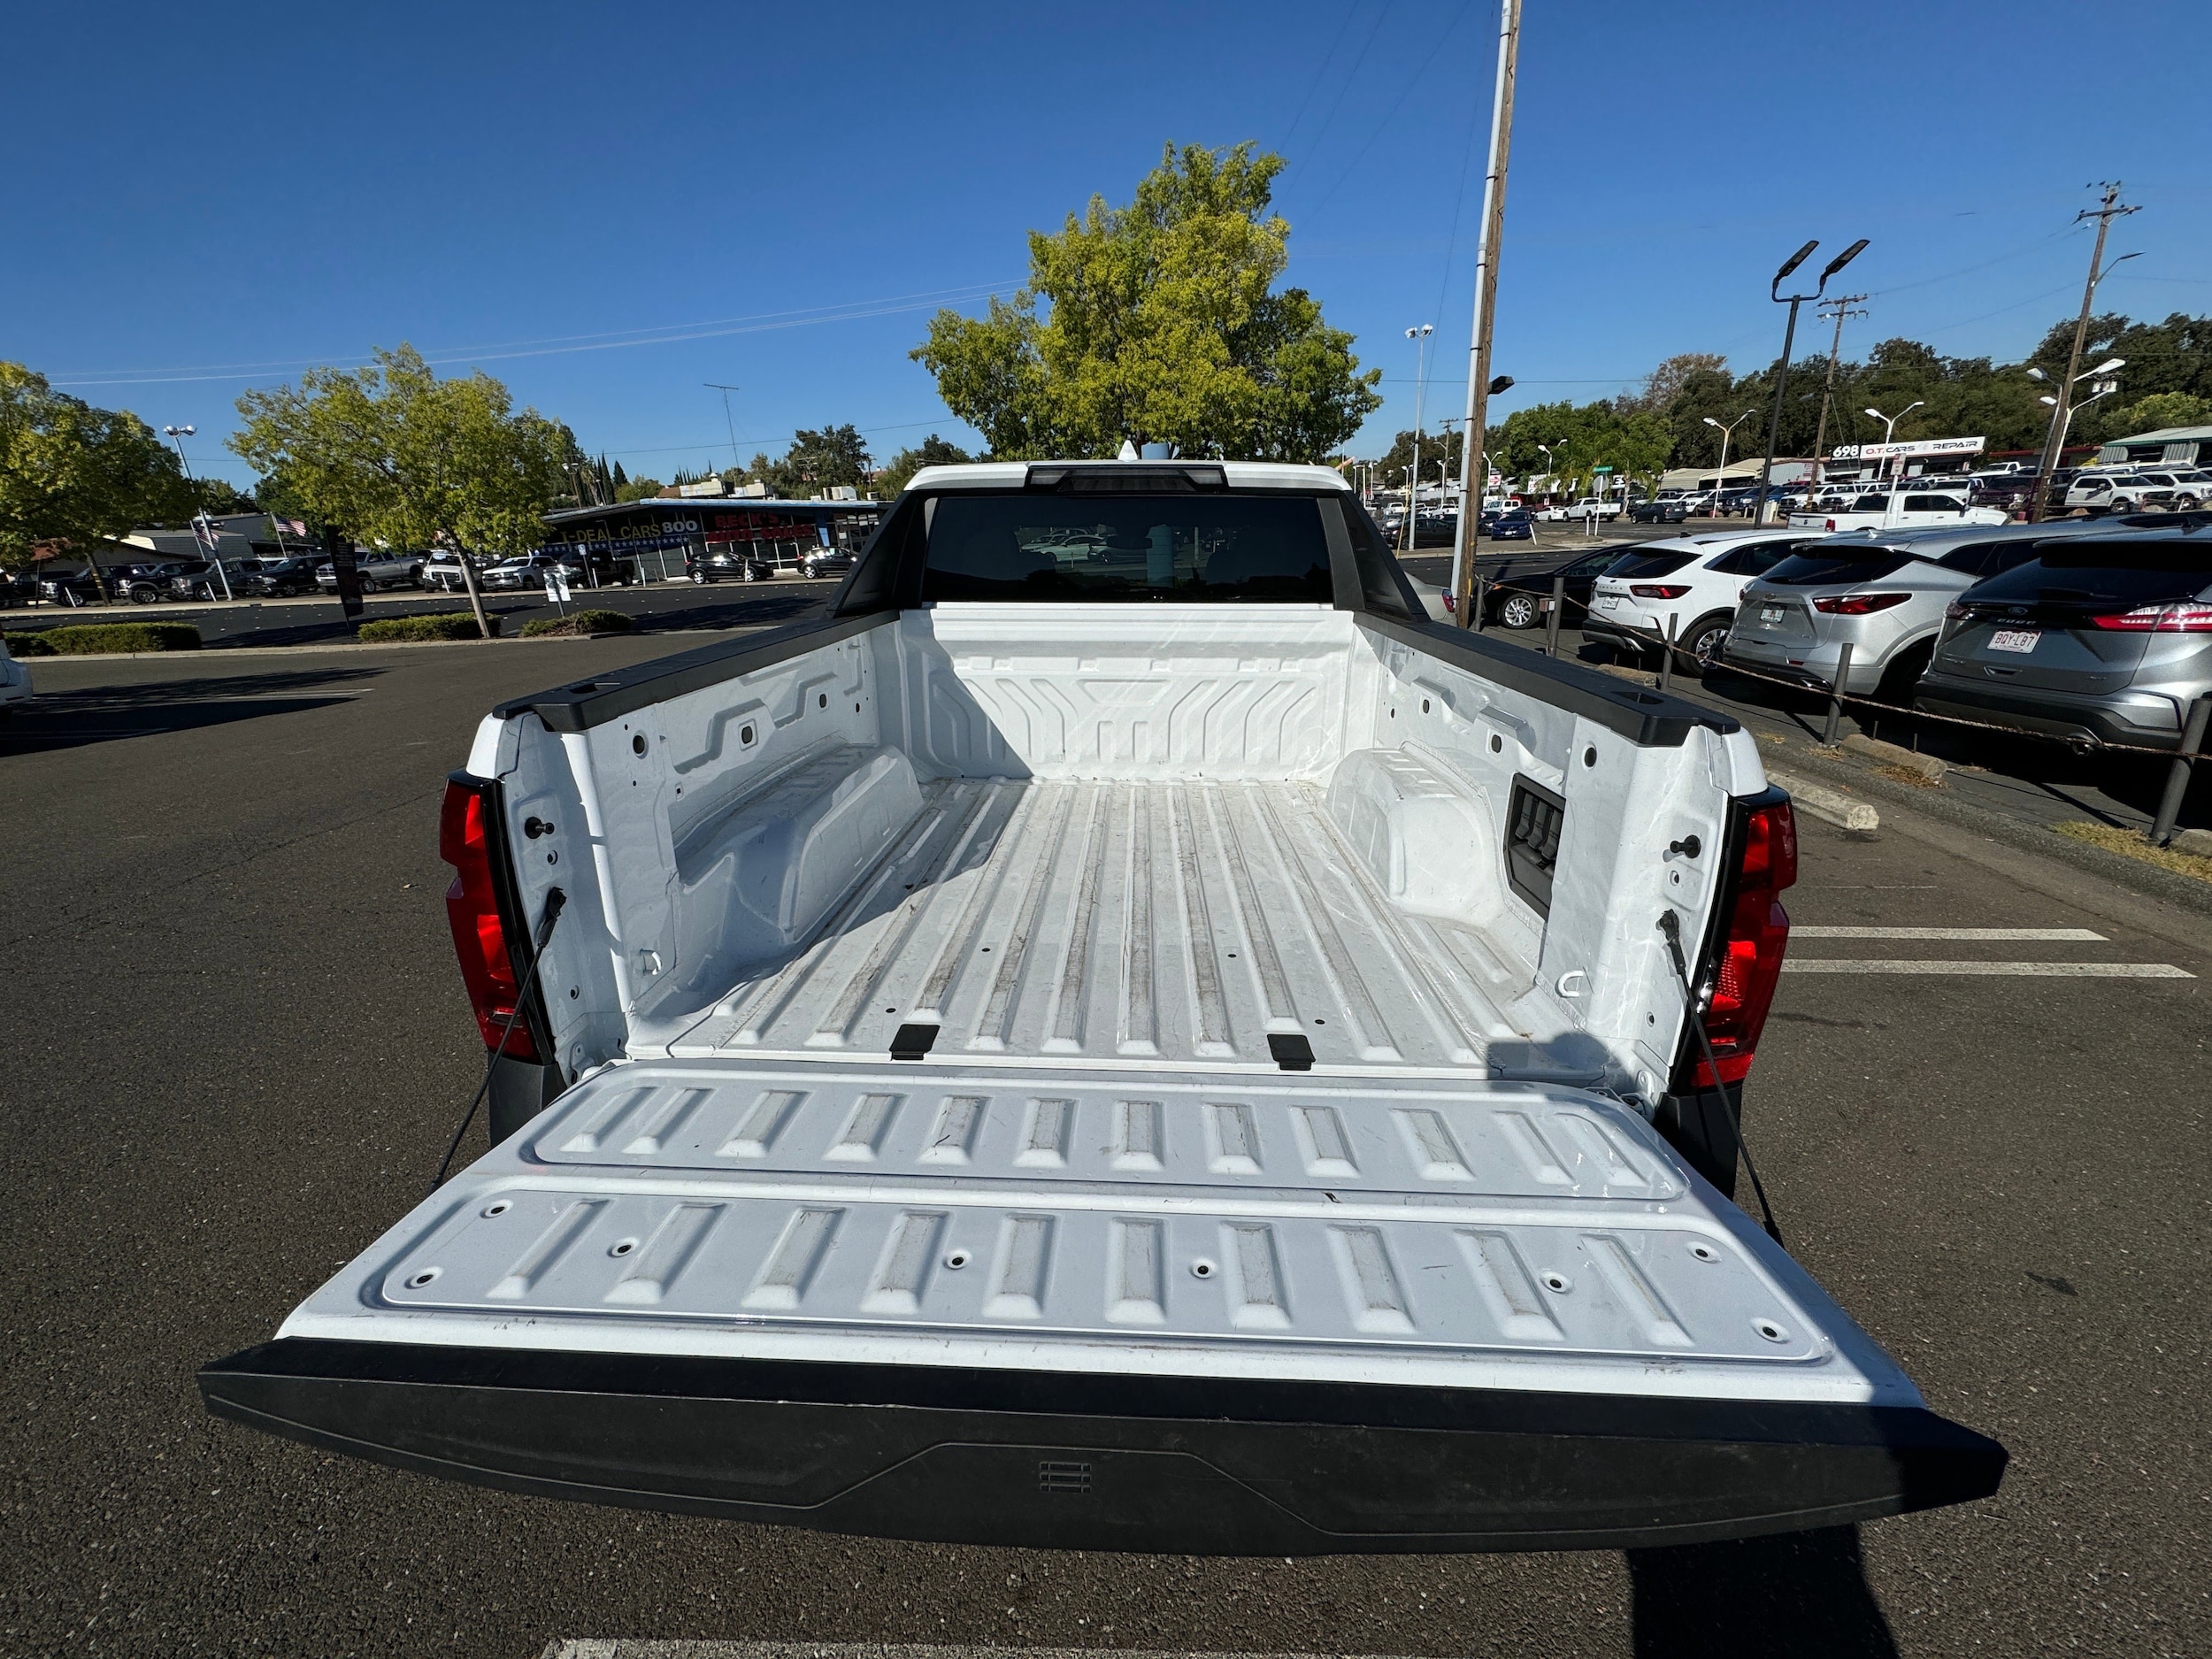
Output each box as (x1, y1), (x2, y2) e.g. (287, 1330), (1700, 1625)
(1411, 512), (2212, 753)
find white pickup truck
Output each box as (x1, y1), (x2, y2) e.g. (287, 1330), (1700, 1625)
(202, 460), (2002, 1554)
(1792, 488), (2008, 534)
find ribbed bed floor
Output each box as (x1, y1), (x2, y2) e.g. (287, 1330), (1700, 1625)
(662, 779), (1542, 1071)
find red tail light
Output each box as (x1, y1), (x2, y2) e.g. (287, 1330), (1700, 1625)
(1632, 583), (1692, 599)
(2089, 603), (2212, 632)
(1812, 591), (1912, 615)
(440, 779), (539, 1060)
(1694, 799), (1796, 1087)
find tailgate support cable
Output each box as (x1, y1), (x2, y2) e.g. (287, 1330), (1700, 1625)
(430, 887), (566, 1193)
(1657, 910), (1784, 1246)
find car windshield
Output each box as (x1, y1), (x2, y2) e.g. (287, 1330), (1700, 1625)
(1761, 549), (1921, 586)
(1968, 541), (2212, 607)
(922, 494), (1331, 603)
(1605, 549), (1696, 580)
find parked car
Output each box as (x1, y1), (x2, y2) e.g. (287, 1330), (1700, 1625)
(232, 557), (320, 597)
(168, 557), (269, 600)
(799, 548), (856, 580)
(477, 550), (582, 592)
(0, 568), (37, 607)
(1479, 547), (1625, 629)
(1629, 495), (1691, 525)
(200, 455), (2007, 1553)
(687, 543), (779, 583)
(419, 554), (483, 593)
(1790, 489), (2008, 534)
(0, 631), (31, 719)
(1583, 528), (1825, 664)
(1481, 507), (1535, 541)
(1722, 520), (2131, 701)
(1916, 532), (2212, 751)
(37, 568), (104, 605)
(108, 562), (190, 603)
(2101, 470), (2212, 513)
(1540, 496), (1624, 524)
(317, 550), (424, 593)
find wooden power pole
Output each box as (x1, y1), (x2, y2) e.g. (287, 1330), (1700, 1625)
(1451, 0), (1523, 628)
(1806, 294), (1867, 499)
(2030, 183), (2137, 522)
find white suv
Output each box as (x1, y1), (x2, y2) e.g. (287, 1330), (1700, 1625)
(1581, 527), (1826, 664)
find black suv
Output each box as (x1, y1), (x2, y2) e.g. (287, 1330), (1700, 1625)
(108, 563), (188, 603)
(234, 557), (320, 597)
(687, 544), (779, 583)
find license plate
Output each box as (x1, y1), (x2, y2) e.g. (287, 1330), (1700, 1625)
(1760, 605), (1785, 624)
(1600, 595), (1621, 610)
(1988, 629), (2039, 655)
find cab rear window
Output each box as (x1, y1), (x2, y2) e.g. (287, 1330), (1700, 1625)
(922, 494), (1331, 603)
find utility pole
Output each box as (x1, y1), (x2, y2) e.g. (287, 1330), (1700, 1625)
(1451, 0), (1522, 627)
(2030, 184), (2138, 522)
(705, 383), (743, 476)
(1806, 294), (1866, 500)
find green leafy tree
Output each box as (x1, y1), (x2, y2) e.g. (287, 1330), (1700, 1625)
(615, 474), (664, 503)
(873, 434), (973, 498)
(1487, 401), (1670, 495)
(738, 425), (872, 498)
(2087, 390), (2212, 444)
(0, 362), (198, 580)
(230, 344), (570, 636)
(1375, 427), (1464, 494)
(914, 142), (1381, 461)
(189, 478), (259, 516)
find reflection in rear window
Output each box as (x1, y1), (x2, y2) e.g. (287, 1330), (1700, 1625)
(923, 495), (1330, 603)
(1604, 549), (1695, 579)
(1968, 541), (2212, 607)
(1761, 550), (1918, 586)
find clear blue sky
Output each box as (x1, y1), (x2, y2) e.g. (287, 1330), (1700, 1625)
(10, 0), (2208, 488)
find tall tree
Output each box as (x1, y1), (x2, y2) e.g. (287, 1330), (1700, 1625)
(0, 363), (198, 580)
(872, 434), (973, 498)
(739, 425), (872, 498)
(230, 345), (570, 637)
(914, 142), (1381, 461)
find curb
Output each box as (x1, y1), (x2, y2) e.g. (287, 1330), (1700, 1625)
(1766, 767), (1878, 834)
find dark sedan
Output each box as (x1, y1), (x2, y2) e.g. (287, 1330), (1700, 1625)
(1481, 509), (1535, 541)
(1476, 547), (1624, 629)
(687, 544), (779, 583)
(1629, 496), (1692, 525)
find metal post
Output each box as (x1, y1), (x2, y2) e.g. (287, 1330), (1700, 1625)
(1471, 569), (1486, 633)
(1544, 573), (1564, 657)
(1822, 642), (1855, 747)
(2150, 695), (2211, 846)
(1658, 612), (1678, 692)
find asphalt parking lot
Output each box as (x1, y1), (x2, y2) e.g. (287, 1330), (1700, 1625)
(3, 630), (2207, 1659)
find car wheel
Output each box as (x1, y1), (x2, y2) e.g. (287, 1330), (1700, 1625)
(2110, 498), (2135, 514)
(1498, 591), (1540, 630)
(742, 563), (764, 582)
(1681, 614), (1732, 669)
(690, 571), (709, 584)
(131, 588), (157, 604)
(2176, 495), (2200, 511)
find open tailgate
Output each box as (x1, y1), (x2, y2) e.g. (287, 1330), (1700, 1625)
(202, 1059), (2002, 1552)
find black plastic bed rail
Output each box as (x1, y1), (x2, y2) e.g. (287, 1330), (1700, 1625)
(200, 1339), (2003, 1555)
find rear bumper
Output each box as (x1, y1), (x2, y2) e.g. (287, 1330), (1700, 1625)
(1915, 677), (2185, 750)
(200, 1337), (2005, 1555)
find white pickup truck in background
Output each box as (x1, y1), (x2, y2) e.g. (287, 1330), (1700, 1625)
(1793, 488), (2008, 534)
(202, 459), (2003, 1555)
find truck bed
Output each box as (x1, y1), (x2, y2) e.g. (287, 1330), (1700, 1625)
(654, 776), (1544, 1074)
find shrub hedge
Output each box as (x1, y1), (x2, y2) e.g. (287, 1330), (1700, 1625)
(519, 609), (634, 638)
(357, 612), (503, 643)
(3, 622), (202, 656)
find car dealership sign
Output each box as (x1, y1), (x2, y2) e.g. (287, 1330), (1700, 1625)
(1828, 435), (1986, 462)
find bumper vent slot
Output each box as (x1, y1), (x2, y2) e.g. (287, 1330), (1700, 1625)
(1505, 777), (1566, 919)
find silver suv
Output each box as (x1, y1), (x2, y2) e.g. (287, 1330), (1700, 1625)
(1724, 521), (2129, 701)
(1916, 530), (2212, 750)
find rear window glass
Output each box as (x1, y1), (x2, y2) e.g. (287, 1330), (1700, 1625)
(922, 494), (1331, 603)
(1761, 549), (1918, 586)
(1605, 549), (1695, 579)
(1969, 541), (2212, 607)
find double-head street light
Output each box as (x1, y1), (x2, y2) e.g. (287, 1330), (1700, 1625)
(1862, 399), (1924, 483)
(1701, 410), (1755, 515)
(1751, 236), (1870, 523)
(2032, 361), (2124, 462)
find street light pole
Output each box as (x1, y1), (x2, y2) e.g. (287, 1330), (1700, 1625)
(1752, 237), (1869, 525)
(1451, 0), (1522, 627)
(704, 383), (743, 477)
(162, 424), (233, 601)
(1402, 324), (1434, 551)
(1862, 399), (1924, 485)
(1701, 410), (1754, 516)
(2031, 184), (2139, 522)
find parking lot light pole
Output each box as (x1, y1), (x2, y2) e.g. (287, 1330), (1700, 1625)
(1402, 324), (1435, 551)
(1701, 411), (1754, 516)
(163, 424), (234, 602)
(1752, 237), (1869, 526)
(1862, 400), (1924, 485)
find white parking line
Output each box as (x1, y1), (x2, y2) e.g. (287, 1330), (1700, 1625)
(1792, 926), (2108, 941)
(1785, 960), (2193, 978)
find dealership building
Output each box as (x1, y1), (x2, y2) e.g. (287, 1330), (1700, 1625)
(540, 498), (886, 580)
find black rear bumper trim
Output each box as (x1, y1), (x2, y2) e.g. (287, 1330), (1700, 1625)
(200, 1339), (2005, 1555)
